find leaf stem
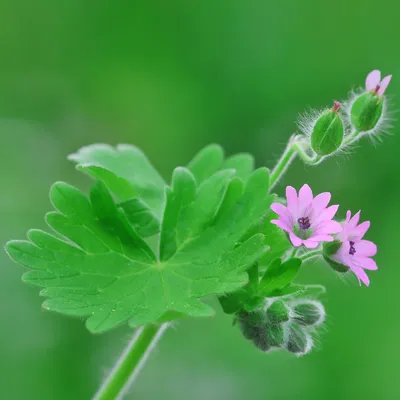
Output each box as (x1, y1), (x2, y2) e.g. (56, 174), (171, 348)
(270, 136), (321, 190)
(300, 250), (322, 262)
(94, 323), (169, 400)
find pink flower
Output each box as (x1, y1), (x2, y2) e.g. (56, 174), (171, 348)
(271, 184), (342, 249)
(366, 70), (392, 96)
(331, 211), (377, 287)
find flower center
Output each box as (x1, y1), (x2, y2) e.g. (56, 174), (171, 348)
(374, 84), (381, 94)
(349, 241), (356, 256)
(297, 217), (311, 230)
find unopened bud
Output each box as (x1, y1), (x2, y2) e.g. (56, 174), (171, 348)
(266, 300), (290, 324)
(292, 301), (325, 326)
(286, 323), (312, 355)
(350, 92), (383, 132)
(238, 311), (271, 352)
(265, 323), (286, 347)
(311, 102), (344, 156)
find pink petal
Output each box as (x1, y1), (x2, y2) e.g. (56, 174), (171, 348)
(352, 221), (370, 240)
(336, 242), (351, 257)
(314, 220), (342, 235)
(289, 232), (303, 247)
(271, 219), (292, 234)
(309, 234), (334, 242)
(303, 239), (320, 249)
(312, 192), (331, 214)
(314, 205), (339, 225)
(331, 252), (349, 267)
(298, 184), (313, 214)
(348, 211), (361, 229)
(351, 266), (370, 287)
(286, 186), (298, 216)
(366, 70), (381, 91)
(345, 210), (352, 223)
(353, 257), (378, 271)
(271, 203), (292, 225)
(377, 74), (392, 96)
(355, 240), (377, 257)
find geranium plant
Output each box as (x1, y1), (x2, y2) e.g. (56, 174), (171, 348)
(5, 70), (391, 399)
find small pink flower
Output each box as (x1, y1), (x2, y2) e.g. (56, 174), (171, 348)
(271, 184), (342, 249)
(331, 211), (377, 287)
(366, 70), (392, 96)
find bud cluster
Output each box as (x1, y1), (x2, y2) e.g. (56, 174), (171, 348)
(237, 299), (325, 356)
(299, 70), (392, 160)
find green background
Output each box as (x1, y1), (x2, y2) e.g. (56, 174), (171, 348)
(1, 1), (398, 399)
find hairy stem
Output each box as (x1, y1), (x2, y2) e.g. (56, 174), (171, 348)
(270, 137), (321, 190)
(94, 324), (169, 400)
(300, 250), (322, 262)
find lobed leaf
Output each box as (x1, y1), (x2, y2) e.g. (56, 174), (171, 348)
(69, 144), (167, 218)
(6, 167), (271, 333)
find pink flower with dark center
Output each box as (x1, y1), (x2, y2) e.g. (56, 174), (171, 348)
(366, 70), (392, 96)
(271, 184), (342, 249)
(331, 211), (377, 287)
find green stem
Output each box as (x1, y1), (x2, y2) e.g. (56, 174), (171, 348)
(94, 324), (168, 400)
(300, 250), (322, 262)
(270, 137), (321, 190)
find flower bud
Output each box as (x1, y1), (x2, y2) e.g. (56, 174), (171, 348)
(266, 300), (290, 324)
(265, 323), (286, 347)
(310, 102), (344, 156)
(286, 323), (312, 355)
(323, 241), (350, 273)
(350, 92), (383, 132)
(237, 311), (271, 352)
(292, 301), (325, 326)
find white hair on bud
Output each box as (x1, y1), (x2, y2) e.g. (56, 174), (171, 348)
(297, 107), (327, 138)
(288, 299), (326, 327)
(343, 88), (396, 147)
(296, 332), (314, 357)
(296, 105), (349, 161)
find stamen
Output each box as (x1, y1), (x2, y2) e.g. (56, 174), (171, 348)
(349, 241), (356, 256)
(298, 217), (311, 230)
(374, 84), (380, 94)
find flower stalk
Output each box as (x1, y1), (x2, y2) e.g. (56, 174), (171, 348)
(270, 136), (321, 189)
(300, 250), (322, 262)
(94, 324), (169, 400)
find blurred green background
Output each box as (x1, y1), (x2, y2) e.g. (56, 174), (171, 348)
(1, 1), (399, 399)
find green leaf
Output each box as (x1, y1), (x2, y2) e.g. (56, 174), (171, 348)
(69, 144), (167, 218)
(70, 144), (257, 240)
(260, 209), (291, 268)
(187, 143), (255, 184)
(119, 198), (160, 238)
(259, 258), (302, 296)
(187, 144), (224, 185)
(222, 153), (255, 181)
(6, 168), (270, 333)
(160, 167), (235, 261)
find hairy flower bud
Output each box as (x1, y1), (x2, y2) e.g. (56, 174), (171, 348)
(286, 323), (312, 355)
(292, 301), (325, 326)
(266, 300), (290, 324)
(310, 102), (344, 156)
(238, 311), (271, 352)
(350, 70), (392, 133)
(265, 323), (286, 347)
(350, 92), (383, 132)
